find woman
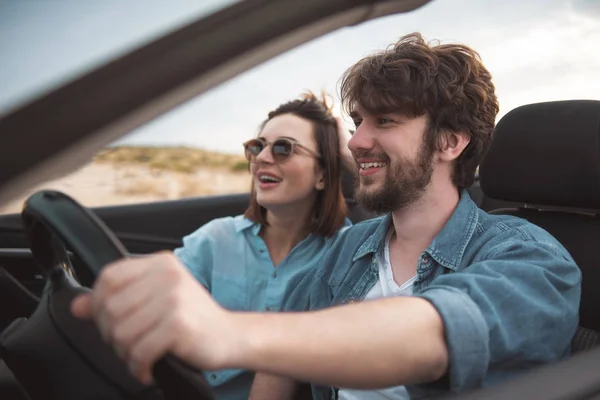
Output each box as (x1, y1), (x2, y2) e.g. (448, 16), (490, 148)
(172, 92), (354, 399)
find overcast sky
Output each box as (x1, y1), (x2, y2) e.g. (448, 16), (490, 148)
(1, 0), (599, 155)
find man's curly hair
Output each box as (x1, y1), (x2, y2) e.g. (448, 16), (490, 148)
(340, 32), (499, 188)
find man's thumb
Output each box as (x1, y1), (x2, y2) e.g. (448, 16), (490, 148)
(71, 294), (93, 319)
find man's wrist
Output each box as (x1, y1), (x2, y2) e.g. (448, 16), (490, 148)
(214, 311), (267, 370)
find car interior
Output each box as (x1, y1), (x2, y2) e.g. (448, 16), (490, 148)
(1, 98), (599, 400)
(0, 0), (600, 399)
(478, 99), (600, 354)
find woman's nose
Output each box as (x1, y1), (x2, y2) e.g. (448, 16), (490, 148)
(255, 145), (274, 164)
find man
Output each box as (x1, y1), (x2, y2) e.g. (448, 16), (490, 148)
(71, 33), (581, 400)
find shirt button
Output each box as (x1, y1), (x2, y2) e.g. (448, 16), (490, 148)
(210, 374), (217, 380)
(259, 248), (266, 253)
(272, 271), (277, 278)
(421, 255), (429, 264)
(266, 306), (271, 311)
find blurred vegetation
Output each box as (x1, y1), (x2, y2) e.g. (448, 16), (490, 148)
(231, 161), (250, 172)
(94, 146), (248, 174)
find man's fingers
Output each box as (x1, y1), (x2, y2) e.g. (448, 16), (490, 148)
(93, 257), (146, 293)
(96, 270), (160, 343)
(91, 258), (156, 319)
(68, 252), (212, 384)
(71, 294), (93, 319)
(127, 316), (178, 385)
(109, 293), (168, 361)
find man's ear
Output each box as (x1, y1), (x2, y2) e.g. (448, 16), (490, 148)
(438, 132), (470, 162)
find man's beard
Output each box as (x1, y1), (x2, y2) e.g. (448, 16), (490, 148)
(354, 142), (434, 214)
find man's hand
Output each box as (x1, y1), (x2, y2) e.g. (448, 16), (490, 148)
(71, 251), (238, 384)
(71, 251), (448, 390)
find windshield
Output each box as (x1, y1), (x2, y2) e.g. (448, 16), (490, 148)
(117, 0), (600, 155)
(0, 0), (241, 114)
(0, 0), (598, 213)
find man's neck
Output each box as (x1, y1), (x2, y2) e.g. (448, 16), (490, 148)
(385, 179), (460, 286)
(390, 180), (460, 258)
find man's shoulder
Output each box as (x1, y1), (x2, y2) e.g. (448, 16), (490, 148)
(471, 208), (572, 260)
(314, 215), (389, 279)
(325, 215), (388, 254)
(338, 215), (387, 239)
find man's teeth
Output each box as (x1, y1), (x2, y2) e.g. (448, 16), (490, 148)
(259, 175), (282, 183)
(359, 162), (387, 170)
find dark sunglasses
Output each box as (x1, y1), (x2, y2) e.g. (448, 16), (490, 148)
(243, 137), (321, 163)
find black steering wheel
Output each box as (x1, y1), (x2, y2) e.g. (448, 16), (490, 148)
(0, 190), (214, 400)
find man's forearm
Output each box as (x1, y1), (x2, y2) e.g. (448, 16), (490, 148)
(226, 297), (448, 389)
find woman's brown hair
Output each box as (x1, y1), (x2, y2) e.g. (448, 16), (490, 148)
(244, 92), (347, 237)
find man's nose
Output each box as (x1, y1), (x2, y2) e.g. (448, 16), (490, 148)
(348, 125), (375, 153)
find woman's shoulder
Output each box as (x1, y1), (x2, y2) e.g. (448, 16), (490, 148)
(309, 217), (353, 246)
(182, 214), (256, 242)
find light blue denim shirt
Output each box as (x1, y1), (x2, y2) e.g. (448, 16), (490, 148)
(174, 214), (351, 400)
(284, 190), (582, 400)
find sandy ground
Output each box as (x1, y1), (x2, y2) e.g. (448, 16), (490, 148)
(0, 162), (252, 214)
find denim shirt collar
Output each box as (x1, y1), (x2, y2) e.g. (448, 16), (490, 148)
(353, 214), (393, 262)
(427, 190), (479, 270)
(352, 190), (479, 271)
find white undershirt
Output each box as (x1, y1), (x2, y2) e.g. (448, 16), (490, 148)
(338, 230), (415, 400)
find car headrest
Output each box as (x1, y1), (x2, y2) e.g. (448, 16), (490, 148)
(479, 100), (600, 209)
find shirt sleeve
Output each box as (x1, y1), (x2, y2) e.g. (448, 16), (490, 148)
(282, 268), (334, 312)
(173, 220), (222, 291)
(281, 221), (358, 312)
(281, 218), (357, 312)
(412, 234), (581, 392)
